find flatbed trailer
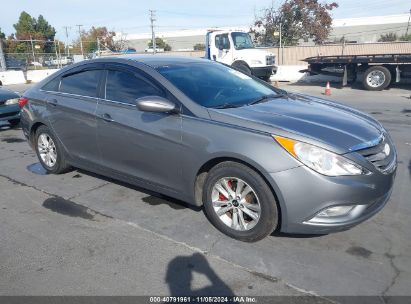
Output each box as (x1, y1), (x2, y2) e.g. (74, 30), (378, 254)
(303, 53), (411, 90)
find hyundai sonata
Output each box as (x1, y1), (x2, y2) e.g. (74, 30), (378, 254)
(20, 56), (396, 241)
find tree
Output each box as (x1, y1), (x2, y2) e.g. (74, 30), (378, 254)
(400, 33), (411, 41)
(148, 38), (172, 51)
(253, 0), (338, 46)
(193, 43), (205, 51)
(73, 26), (116, 54)
(0, 28), (5, 39)
(378, 32), (398, 42)
(12, 11), (56, 53)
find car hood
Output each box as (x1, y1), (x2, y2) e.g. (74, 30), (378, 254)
(208, 94), (384, 154)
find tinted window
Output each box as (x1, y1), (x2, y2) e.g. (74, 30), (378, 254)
(215, 34), (230, 50)
(60, 70), (101, 97)
(42, 77), (60, 91)
(157, 62), (276, 108)
(105, 70), (163, 104)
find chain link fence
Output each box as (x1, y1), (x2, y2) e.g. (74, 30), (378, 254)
(0, 39), (106, 71)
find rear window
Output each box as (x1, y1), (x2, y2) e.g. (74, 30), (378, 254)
(60, 70), (101, 97)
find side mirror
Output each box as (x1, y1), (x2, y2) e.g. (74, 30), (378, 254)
(136, 96), (178, 113)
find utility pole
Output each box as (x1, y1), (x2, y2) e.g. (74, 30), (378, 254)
(30, 35), (36, 69)
(54, 40), (59, 68)
(279, 22), (282, 65)
(149, 10), (156, 55)
(63, 26), (70, 56)
(0, 39), (6, 72)
(97, 37), (101, 57)
(406, 9), (411, 35)
(76, 24), (84, 57)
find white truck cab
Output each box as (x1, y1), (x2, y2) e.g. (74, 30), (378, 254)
(205, 30), (277, 81)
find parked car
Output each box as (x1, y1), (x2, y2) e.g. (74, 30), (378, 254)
(0, 87), (21, 127)
(20, 56), (397, 242)
(5, 57), (27, 71)
(144, 48), (165, 53)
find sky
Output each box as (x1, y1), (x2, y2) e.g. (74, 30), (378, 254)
(0, 0), (410, 41)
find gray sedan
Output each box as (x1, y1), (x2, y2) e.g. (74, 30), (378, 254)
(20, 56), (396, 241)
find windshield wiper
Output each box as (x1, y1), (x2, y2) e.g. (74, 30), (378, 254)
(213, 103), (243, 109)
(248, 93), (287, 106)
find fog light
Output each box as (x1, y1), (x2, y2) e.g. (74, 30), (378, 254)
(316, 206), (354, 218)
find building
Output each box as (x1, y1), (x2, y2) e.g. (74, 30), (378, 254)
(330, 13), (410, 43)
(119, 13), (410, 51)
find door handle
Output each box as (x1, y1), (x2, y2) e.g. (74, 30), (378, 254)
(46, 98), (58, 106)
(99, 113), (114, 122)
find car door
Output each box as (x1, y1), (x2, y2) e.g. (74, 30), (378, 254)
(96, 64), (183, 192)
(45, 65), (103, 166)
(214, 34), (233, 65)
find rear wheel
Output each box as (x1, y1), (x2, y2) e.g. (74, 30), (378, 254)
(363, 66), (391, 91)
(35, 125), (71, 174)
(203, 161), (278, 242)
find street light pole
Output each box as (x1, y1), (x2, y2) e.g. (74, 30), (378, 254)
(406, 9), (411, 35)
(149, 10), (156, 55)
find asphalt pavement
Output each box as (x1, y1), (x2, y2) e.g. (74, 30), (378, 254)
(0, 82), (410, 299)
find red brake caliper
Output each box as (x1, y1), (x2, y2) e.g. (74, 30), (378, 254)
(219, 180), (233, 201)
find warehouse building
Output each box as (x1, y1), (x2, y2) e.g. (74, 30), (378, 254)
(120, 13), (410, 52)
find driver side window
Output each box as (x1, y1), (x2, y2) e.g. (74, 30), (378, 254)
(215, 34), (230, 50)
(105, 69), (164, 104)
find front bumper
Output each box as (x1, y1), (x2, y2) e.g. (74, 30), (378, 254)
(251, 66), (277, 78)
(269, 164), (396, 234)
(0, 105), (20, 122)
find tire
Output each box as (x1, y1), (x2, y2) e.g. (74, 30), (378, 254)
(8, 119), (20, 127)
(260, 75), (271, 82)
(362, 66), (391, 91)
(35, 125), (71, 174)
(203, 161), (278, 242)
(232, 62), (251, 76)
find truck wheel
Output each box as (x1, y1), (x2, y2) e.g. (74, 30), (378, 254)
(232, 62), (251, 76)
(363, 66), (391, 91)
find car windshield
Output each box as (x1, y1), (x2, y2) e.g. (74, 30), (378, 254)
(156, 62), (278, 108)
(231, 32), (254, 50)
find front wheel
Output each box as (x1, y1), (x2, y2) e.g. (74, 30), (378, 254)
(203, 162), (279, 242)
(232, 62), (251, 76)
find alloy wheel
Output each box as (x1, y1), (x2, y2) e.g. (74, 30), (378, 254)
(211, 177), (261, 231)
(37, 133), (57, 168)
(366, 70), (386, 88)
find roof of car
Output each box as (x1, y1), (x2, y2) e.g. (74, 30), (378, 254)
(102, 54), (209, 68)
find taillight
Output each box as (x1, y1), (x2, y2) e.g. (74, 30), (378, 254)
(18, 97), (29, 108)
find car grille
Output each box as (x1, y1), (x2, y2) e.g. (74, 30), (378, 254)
(266, 55), (275, 66)
(357, 135), (396, 174)
(0, 111), (20, 119)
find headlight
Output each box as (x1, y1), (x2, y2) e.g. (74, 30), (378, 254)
(250, 60), (263, 64)
(4, 98), (19, 105)
(273, 135), (365, 176)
